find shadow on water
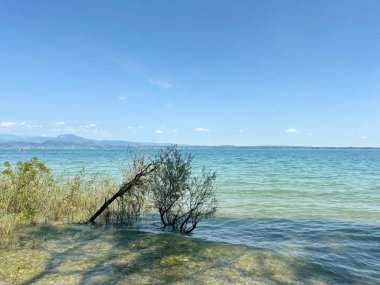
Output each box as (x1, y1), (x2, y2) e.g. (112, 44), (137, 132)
(1, 217), (379, 284)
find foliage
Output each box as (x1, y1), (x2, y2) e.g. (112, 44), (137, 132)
(152, 147), (218, 233)
(0, 157), (118, 246)
(1, 157), (51, 220)
(0, 147), (218, 244)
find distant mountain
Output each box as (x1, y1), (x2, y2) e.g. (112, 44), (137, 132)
(0, 134), (167, 149)
(52, 134), (95, 144)
(43, 134), (97, 147)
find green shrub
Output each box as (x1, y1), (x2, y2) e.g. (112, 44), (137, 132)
(1, 157), (51, 221)
(152, 147), (218, 233)
(0, 157), (118, 237)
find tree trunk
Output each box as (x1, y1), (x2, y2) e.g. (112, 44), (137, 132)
(86, 181), (135, 223)
(86, 147), (173, 224)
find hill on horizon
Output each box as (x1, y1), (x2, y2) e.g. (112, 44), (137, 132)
(0, 133), (168, 148)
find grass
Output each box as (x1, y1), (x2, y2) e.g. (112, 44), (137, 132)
(0, 157), (138, 248)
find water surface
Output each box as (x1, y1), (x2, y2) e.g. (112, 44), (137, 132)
(1, 147), (379, 284)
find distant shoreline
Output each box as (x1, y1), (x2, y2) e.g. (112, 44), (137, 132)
(0, 145), (379, 150)
(0, 133), (378, 149)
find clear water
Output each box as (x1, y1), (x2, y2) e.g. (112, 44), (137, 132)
(1, 147), (379, 284)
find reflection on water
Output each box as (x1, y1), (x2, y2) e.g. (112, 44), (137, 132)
(1, 219), (379, 284)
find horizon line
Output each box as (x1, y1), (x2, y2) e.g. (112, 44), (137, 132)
(0, 133), (379, 149)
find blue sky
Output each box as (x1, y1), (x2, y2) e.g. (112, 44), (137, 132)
(1, 1), (379, 146)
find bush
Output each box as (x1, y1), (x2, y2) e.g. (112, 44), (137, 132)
(152, 147), (218, 233)
(1, 157), (51, 221)
(0, 157), (118, 227)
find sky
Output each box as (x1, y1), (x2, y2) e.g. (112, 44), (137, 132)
(0, 0), (379, 147)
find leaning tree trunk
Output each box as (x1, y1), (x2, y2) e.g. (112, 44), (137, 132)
(86, 147), (173, 224)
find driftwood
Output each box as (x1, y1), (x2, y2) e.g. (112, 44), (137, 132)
(86, 148), (173, 224)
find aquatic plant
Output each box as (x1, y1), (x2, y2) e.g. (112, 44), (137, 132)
(152, 147), (218, 233)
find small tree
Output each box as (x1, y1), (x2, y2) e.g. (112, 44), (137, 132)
(152, 147), (217, 233)
(86, 147), (174, 224)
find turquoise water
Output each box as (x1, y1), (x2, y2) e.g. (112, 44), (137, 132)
(1, 147), (380, 284)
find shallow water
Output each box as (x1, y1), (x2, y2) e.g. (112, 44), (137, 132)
(3, 223), (377, 285)
(1, 147), (380, 284)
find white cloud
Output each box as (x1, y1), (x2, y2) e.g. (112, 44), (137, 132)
(54, 121), (65, 126)
(195, 128), (209, 133)
(0, 121), (17, 127)
(307, 133), (313, 136)
(85, 124), (97, 128)
(155, 129), (163, 134)
(169, 129), (178, 133)
(117, 96), (126, 101)
(360, 136), (368, 140)
(286, 128), (298, 133)
(0, 121), (44, 129)
(149, 78), (173, 89)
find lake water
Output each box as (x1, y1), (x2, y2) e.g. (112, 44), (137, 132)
(1, 147), (379, 284)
